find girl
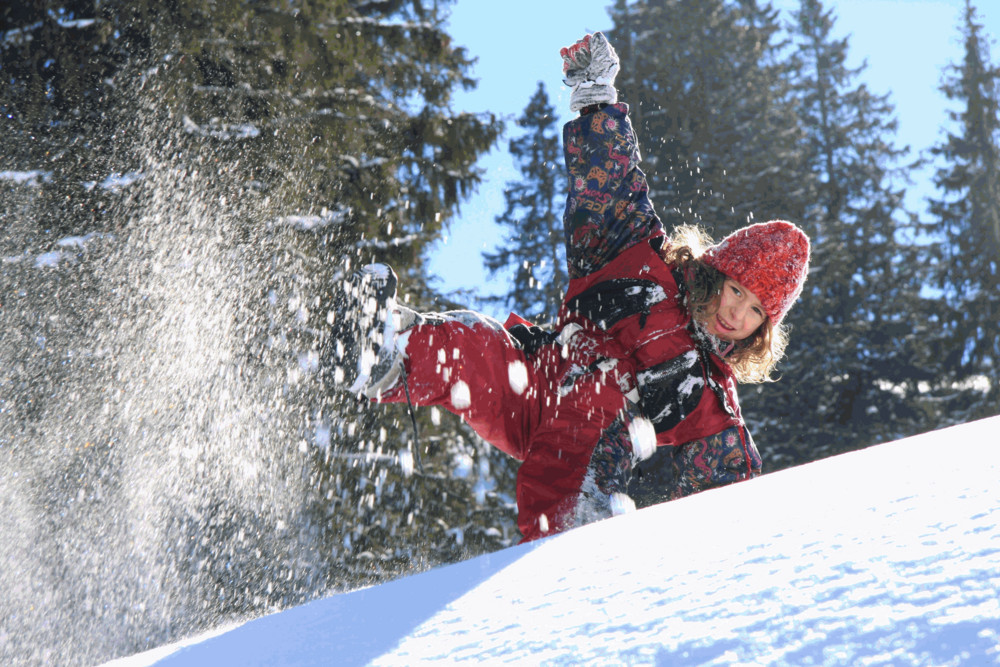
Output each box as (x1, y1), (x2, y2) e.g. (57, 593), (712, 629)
(332, 33), (809, 542)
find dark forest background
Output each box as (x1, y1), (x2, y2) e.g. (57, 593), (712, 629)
(1, 0), (997, 664)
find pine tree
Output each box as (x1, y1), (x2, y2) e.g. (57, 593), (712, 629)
(0, 1), (132, 240)
(925, 0), (1000, 422)
(605, 0), (816, 463)
(1, 0), (502, 264)
(607, 0), (809, 241)
(483, 82), (568, 323)
(749, 0), (933, 467)
(605, 0), (933, 466)
(1, 2), (514, 662)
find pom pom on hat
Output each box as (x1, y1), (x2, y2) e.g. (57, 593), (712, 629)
(702, 220), (810, 324)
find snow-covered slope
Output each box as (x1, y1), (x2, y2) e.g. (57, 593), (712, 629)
(109, 417), (1000, 666)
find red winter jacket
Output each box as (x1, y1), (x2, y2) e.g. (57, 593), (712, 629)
(557, 240), (743, 448)
(554, 102), (744, 448)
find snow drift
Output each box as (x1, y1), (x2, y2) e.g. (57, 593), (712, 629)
(108, 416), (1000, 666)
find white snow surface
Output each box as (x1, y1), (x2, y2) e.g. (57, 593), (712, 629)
(108, 416), (1000, 666)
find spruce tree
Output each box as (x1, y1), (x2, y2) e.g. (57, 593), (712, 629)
(607, 0), (809, 241)
(1, 0), (502, 265)
(606, 0), (817, 466)
(1, 2), (514, 662)
(748, 0), (932, 467)
(483, 82), (568, 323)
(925, 0), (1000, 423)
(605, 0), (932, 466)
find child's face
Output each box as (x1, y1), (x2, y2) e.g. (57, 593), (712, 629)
(701, 279), (766, 342)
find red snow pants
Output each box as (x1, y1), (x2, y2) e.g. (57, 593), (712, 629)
(379, 312), (637, 541)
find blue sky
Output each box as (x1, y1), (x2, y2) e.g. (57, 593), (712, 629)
(428, 0), (1000, 317)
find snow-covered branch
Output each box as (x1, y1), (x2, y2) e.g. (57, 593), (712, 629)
(272, 207), (350, 231)
(2, 17), (99, 45)
(182, 115), (260, 140)
(356, 233), (420, 251)
(0, 170), (52, 187)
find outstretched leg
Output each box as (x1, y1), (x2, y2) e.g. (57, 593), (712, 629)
(373, 308), (544, 462)
(323, 263), (404, 395)
(324, 263), (542, 459)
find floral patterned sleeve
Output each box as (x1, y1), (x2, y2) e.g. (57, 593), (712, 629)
(562, 103), (664, 279)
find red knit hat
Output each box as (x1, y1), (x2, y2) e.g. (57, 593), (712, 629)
(701, 220), (810, 324)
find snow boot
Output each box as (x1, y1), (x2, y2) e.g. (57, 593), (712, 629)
(324, 263), (406, 397)
(561, 32), (620, 112)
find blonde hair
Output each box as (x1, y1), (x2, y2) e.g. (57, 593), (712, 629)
(662, 225), (788, 383)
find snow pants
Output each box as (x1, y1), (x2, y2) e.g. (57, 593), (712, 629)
(378, 311), (640, 542)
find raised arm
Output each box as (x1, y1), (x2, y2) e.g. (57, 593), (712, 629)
(560, 33), (664, 279)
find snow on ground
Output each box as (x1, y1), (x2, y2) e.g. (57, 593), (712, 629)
(108, 416), (1000, 666)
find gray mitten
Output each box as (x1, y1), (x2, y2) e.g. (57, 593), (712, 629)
(560, 32), (620, 112)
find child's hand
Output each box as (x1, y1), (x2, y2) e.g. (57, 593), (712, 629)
(559, 32), (620, 112)
(561, 32), (619, 87)
(561, 34), (593, 82)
